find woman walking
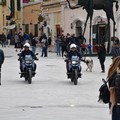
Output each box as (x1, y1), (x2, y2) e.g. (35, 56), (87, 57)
(107, 56), (120, 120)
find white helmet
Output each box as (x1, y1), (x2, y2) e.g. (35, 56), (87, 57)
(24, 43), (30, 48)
(70, 44), (76, 49)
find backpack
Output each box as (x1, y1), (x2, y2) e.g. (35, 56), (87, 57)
(98, 79), (110, 104)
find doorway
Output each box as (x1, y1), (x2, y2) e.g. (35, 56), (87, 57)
(75, 20), (82, 37)
(92, 24), (110, 52)
(98, 25), (106, 44)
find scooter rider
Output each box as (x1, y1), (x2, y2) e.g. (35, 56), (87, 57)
(18, 43), (38, 77)
(65, 44), (82, 78)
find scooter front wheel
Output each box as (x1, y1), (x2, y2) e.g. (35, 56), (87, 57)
(28, 69), (32, 84)
(74, 70), (78, 85)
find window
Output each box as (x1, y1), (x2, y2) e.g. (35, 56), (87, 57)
(25, 24), (29, 33)
(17, 0), (21, 11)
(34, 24), (38, 37)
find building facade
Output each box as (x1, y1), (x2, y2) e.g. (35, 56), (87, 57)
(35, 0), (120, 51)
(23, 2), (42, 36)
(0, 0), (120, 52)
(0, 0), (22, 34)
(62, 0), (120, 52)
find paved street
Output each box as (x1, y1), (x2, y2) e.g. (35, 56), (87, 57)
(0, 46), (112, 120)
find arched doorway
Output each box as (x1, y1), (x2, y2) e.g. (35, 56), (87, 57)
(92, 16), (110, 52)
(75, 20), (82, 37)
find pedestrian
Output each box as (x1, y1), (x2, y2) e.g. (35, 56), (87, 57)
(31, 36), (38, 54)
(78, 33), (86, 44)
(81, 43), (86, 54)
(14, 32), (19, 52)
(41, 33), (48, 57)
(18, 32), (24, 51)
(111, 38), (120, 60)
(107, 56), (120, 120)
(7, 32), (11, 47)
(24, 32), (30, 43)
(98, 43), (106, 73)
(48, 35), (52, 52)
(55, 35), (61, 56)
(61, 34), (67, 57)
(0, 49), (5, 85)
(1, 32), (6, 48)
(86, 43), (92, 54)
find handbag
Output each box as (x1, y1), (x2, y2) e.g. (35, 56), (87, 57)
(98, 78), (110, 104)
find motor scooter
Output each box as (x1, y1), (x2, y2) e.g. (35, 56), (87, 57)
(18, 53), (38, 84)
(65, 55), (81, 85)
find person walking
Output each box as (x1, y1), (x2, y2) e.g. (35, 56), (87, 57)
(41, 33), (48, 57)
(111, 38), (120, 60)
(48, 35), (52, 52)
(1, 32), (6, 48)
(0, 49), (4, 85)
(7, 32), (11, 47)
(61, 34), (67, 57)
(86, 43), (92, 54)
(14, 32), (19, 52)
(98, 43), (106, 73)
(31, 36), (38, 54)
(18, 32), (24, 51)
(107, 56), (120, 120)
(55, 35), (61, 56)
(24, 32), (30, 43)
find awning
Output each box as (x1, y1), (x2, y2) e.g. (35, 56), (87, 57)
(1, 24), (16, 30)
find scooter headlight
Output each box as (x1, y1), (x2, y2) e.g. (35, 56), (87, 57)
(72, 61), (77, 64)
(26, 60), (32, 64)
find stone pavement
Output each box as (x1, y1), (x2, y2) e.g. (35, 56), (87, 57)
(0, 45), (113, 120)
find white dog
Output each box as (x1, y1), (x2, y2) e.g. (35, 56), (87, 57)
(82, 57), (93, 72)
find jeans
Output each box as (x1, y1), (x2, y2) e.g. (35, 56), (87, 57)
(2, 42), (6, 47)
(41, 47), (48, 57)
(99, 58), (105, 71)
(56, 45), (61, 56)
(31, 46), (36, 54)
(112, 105), (120, 120)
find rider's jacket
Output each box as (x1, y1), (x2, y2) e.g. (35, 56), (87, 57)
(19, 50), (36, 60)
(67, 50), (82, 60)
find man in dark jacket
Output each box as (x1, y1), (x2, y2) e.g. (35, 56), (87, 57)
(1, 32), (6, 47)
(111, 38), (120, 59)
(65, 44), (82, 78)
(98, 44), (106, 73)
(0, 49), (4, 85)
(19, 43), (38, 77)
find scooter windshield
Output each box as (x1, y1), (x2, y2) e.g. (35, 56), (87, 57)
(25, 55), (32, 61)
(71, 56), (79, 61)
